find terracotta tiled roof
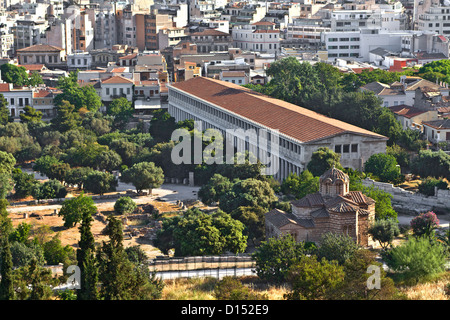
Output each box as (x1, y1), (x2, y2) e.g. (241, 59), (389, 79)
(265, 209), (315, 228)
(253, 29), (279, 33)
(345, 191), (375, 206)
(170, 77), (387, 143)
(17, 44), (64, 52)
(291, 193), (324, 208)
(101, 75), (134, 84)
(33, 90), (53, 98)
(119, 53), (138, 60)
(388, 105), (427, 119)
(191, 29), (230, 37)
(252, 21), (275, 26)
(18, 64), (45, 71)
(0, 83), (11, 92)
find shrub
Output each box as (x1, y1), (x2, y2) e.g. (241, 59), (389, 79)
(213, 276), (268, 300)
(385, 237), (447, 283)
(317, 232), (359, 265)
(417, 177), (448, 196)
(410, 211), (440, 238)
(114, 196), (137, 215)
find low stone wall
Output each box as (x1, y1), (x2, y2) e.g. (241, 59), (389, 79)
(361, 178), (450, 214)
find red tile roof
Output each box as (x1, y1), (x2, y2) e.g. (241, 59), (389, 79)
(388, 105), (427, 119)
(170, 77), (387, 143)
(0, 83), (11, 92)
(17, 44), (64, 52)
(101, 75), (134, 84)
(18, 64), (45, 71)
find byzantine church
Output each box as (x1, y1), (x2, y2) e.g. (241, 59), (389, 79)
(265, 167), (376, 246)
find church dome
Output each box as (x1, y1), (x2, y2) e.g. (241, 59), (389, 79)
(319, 166), (349, 184)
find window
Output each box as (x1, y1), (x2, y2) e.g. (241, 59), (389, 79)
(351, 144), (358, 153)
(343, 144), (350, 153)
(335, 145), (341, 153)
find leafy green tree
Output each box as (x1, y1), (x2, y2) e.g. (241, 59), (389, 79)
(95, 149), (122, 172)
(0, 64), (29, 87)
(120, 161), (164, 193)
(114, 196), (137, 215)
(42, 234), (76, 266)
(386, 144), (410, 168)
(198, 174), (233, 205)
(58, 193), (97, 229)
(76, 193), (99, 300)
(27, 71), (44, 87)
(230, 205), (266, 245)
(108, 138), (138, 166)
(51, 100), (82, 132)
(317, 232), (359, 265)
(411, 149), (450, 180)
(218, 178), (277, 214)
(332, 249), (403, 300)
(364, 153), (403, 184)
(33, 155), (61, 177)
(54, 71), (101, 112)
(83, 171), (117, 195)
(9, 222), (31, 244)
(10, 241), (45, 267)
(252, 234), (308, 283)
(155, 208), (247, 256)
(280, 170), (319, 199)
(306, 147), (342, 177)
(108, 97), (134, 128)
(31, 179), (67, 201)
(418, 177), (448, 196)
(19, 106), (43, 124)
(361, 186), (397, 221)
(285, 255), (345, 300)
(12, 258), (57, 300)
(0, 151), (15, 174)
(385, 236), (447, 283)
(149, 109), (177, 142)
(368, 219), (400, 250)
(65, 167), (94, 190)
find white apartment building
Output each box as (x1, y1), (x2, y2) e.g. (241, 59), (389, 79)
(168, 76), (388, 181)
(417, 1), (450, 36)
(0, 83), (33, 118)
(322, 29), (432, 61)
(329, 4), (406, 32)
(67, 51), (92, 70)
(232, 22), (280, 53)
(284, 18), (330, 49)
(100, 75), (134, 102)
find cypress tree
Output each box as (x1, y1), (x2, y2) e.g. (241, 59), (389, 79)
(76, 195), (98, 300)
(0, 199), (14, 300)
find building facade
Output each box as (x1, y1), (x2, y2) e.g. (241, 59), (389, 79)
(168, 77), (388, 181)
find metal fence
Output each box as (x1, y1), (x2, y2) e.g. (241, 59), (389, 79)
(149, 254), (256, 280)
